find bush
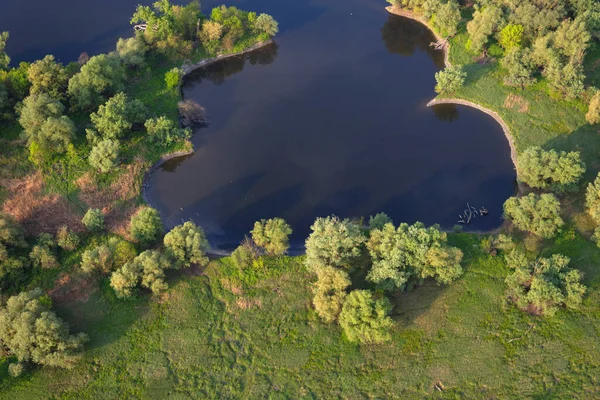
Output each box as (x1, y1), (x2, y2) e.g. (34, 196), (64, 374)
(28, 55), (69, 100)
(110, 250), (170, 298)
(29, 233), (58, 269)
(586, 173), (600, 224)
(81, 237), (136, 273)
(369, 213), (392, 230)
(367, 222), (463, 290)
(251, 218), (292, 256)
(165, 68), (183, 90)
(0, 213), (26, 248)
(8, 362), (25, 377)
(313, 266), (351, 323)
(82, 208), (104, 232)
(587, 91), (600, 125)
(89, 139), (120, 173)
(33, 115), (75, 156)
(254, 14), (279, 37)
(498, 24), (524, 50)
(0, 288), (88, 368)
(305, 216), (365, 271)
(89, 92), (147, 141)
(145, 116), (191, 146)
(339, 290), (393, 344)
(517, 146), (585, 192)
(503, 193), (564, 238)
(18, 93), (64, 142)
(505, 254), (586, 316)
(56, 226), (79, 251)
(163, 221), (210, 268)
(501, 48), (536, 87)
(130, 207), (163, 246)
(434, 65), (466, 94)
(116, 37), (147, 69)
(231, 237), (261, 269)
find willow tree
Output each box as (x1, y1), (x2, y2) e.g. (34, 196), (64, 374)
(503, 193), (564, 238)
(517, 146), (585, 192)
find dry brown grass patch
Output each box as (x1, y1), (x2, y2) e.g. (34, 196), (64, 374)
(220, 277), (243, 295)
(504, 94), (529, 113)
(49, 272), (98, 305)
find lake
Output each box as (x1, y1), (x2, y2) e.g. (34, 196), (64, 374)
(1, 0), (516, 249)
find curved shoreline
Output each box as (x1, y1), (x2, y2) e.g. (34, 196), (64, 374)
(141, 149), (195, 209)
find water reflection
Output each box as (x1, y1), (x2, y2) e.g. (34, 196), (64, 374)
(432, 104), (460, 122)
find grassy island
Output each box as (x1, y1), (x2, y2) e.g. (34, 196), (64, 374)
(0, 0), (599, 397)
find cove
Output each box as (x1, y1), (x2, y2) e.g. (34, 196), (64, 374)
(146, 0), (516, 249)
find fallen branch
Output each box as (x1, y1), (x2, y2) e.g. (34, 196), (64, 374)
(507, 324), (535, 343)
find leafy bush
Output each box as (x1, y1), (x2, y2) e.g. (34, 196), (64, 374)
(505, 254), (586, 316)
(28, 55), (69, 100)
(130, 207), (163, 246)
(231, 237), (261, 269)
(56, 226), (79, 251)
(116, 37), (147, 69)
(29, 233), (58, 269)
(110, 250), (170, 298)
(165, 68), (183, 90)
(305, 216), (365, 271)
(498, 24), (524, 50)
(89, 92), (147, 141)
(367, 222), (463, 290)
(251, 218), (292, 256)
(369, 212), (392, 230)
(33, 115), (75, 156)
(0, 213), (26, 248)
(339, 290), (393, 344)
(586, 173), (600, 224)
(312, 266), (351, 323)
(145, 116), (191, 146)
(89, 139), (120, 173)
(163, 221), (210, 268)
(503, 193), (564, 238)
(0, 288), (88, 370)
(82, 208), (104, 232)
(81, 237), (136, 273)
(587, 91), (600, 125)
(254, 14), (279, 37)
(18, 93), (64, 142)
(434, 65), (466, 94)
(517, 146), (585, 192)
(501, 48), (535, 87)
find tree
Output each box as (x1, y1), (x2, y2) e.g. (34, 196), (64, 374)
(165, 68), (183, 90)
(0, 31), (10, 70)
(0, 213), (26, 248)
(145, 116), (191, 145)
(29, 233), (58, 269)
(305, 216), (365, 271)
(543, 57), (585, 99)
(32, 116), (75, 155)
(466, 6), (503, 54)
(517, 146), (585, 192)
(68, 53), (126, 111)
(130, 207), (163, 246)
(163, 221), (210, 268)
(116, 37), (147, 69)
(367, 222), (463, 290)
(19, 93), (64, 141)
(501, 47), (536, 87)
(56, 226), (79, 251)
(89, 92), (147, 141)
(110, 250), (170, 297)
(89, 139), (120, 173)
(434, 65), (466, 94)
(498, 24), (524, 50)
(312, 265), (351, 323)
(82, 208), (104, 232)
(5, 62), (31, 101)
(199, 20), (224, 53)
(254, 14), (279, 37)
(369, 212), (392, 230)
(81, 237), (136, 273)
(586, 91), (600, 125)
(338, 290), (393, 344)
(251, 218), (292, 256)
(553, 16), (591, 64)
(28, 55), (69, 100)
(503, 193), (564, 238)
(505, 254), (586, 316)
(433, 0), (461, 37)
(585, 173), (600, 224)
(0, 288), (88, 372)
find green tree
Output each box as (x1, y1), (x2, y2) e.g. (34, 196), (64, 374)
(0, 32), (10, 70)
(501, 47), (536, 87)
(89, 139), (120, 173)
(433, 0), (461, 37)
(254, 14), (279, 37)
(0, 288), (88, 372)
(585, 173), (600, 224)
(29, 233), (58, 269)
(18, 93), (64, 141)
(28, 55), (68, 100)
(231, 237), (261, 269)
(339, 290), (393, 344)
(163, 221), (210, 268)
(553, 16), (591, 63)
(503, 193), (564, 238)
(434, 65), (466, 94)
(56, 226), (79, 251)
(517, 146), (585, 192)
(110, 250), (170, 297)
(466, 6), (503, 54)
(81, 237), (136, 274)
(116, 37), (147, 69)
(367, 222), (463, 290)
(305, 216), (365, 271)
(543, 57), (585, 99)
(498, 24), (524, 50)
(199, 20), (224, 54)
(145, 116), (191, 145)
(130, 207), (163, 246)
(165, 68), (183, 90)
(5, 62), (31, 101)
(251, 218), (292, 256)
(369, 212), (392, 230)
(82, 208), (104, 232)
(0, 213), (26, 248)
(505, 254), (586, 316)
(89, 92), (147, 141)
(586, 91), (600, 125)
(32, 115), (75, 155)
(67, 53), (125, 111)
(312, 265), (351, 323)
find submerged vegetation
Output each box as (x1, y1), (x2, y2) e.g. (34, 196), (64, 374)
(0, 0), (598, 396)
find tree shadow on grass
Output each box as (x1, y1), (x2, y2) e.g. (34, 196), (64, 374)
(388, 280), (448, 328)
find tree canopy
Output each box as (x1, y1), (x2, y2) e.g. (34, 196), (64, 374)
(163, 221), (210, 268)
(68, 54), (125, 111)
(517, 146), (585, 192)
(305, 216), (365, 271)
(251, 218), (292, 256)
(338, 290), (393, 344)
(503, 193), (564, 238)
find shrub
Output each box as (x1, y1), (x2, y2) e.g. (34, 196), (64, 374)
(254, 14), (279, 37)
(231, 237), (261, 269)
(32, 115), (75, 156)
(29, 233), (58, 269)
(82, 208), (104, 232)
(0, 288), (88, 369)
(18, 93), (64, 142)
(165, 68), (183, 90)
(145, 116), (191, 146)
(8, 362), (25, 377)
(0, 257), (29, 290)
(251, 218), (292, 256)
(0, 213), (26, 248)
(313, 266), (351, 323)
(89, 92), (147, 141)
(305, 216), (365, 271)
(28, 55), (69, 100)
(434, 65), (466, 94)
(369, 212), (392, 230)
(503, 193), (564, 238)
(587, 91), (600, 125)
(81, 237), (136, 273)
(466, 6), (502, 54)
(89, 139), (120, 173)
(116, 37), (147, 69)
(498, 24), (524, 50)
(130, 207), (163, 246)
(110, 250), (170, 298)
(505, 254), (586, 316)
(517, 146), (585, 192)
(163, 221), (210, 268)
(367, 222), (463, 290)
(501, 48), (536, 87)
(56, 226), (79, 251)
(339, 290), (393, 344)
(586, 173), (600, 224)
